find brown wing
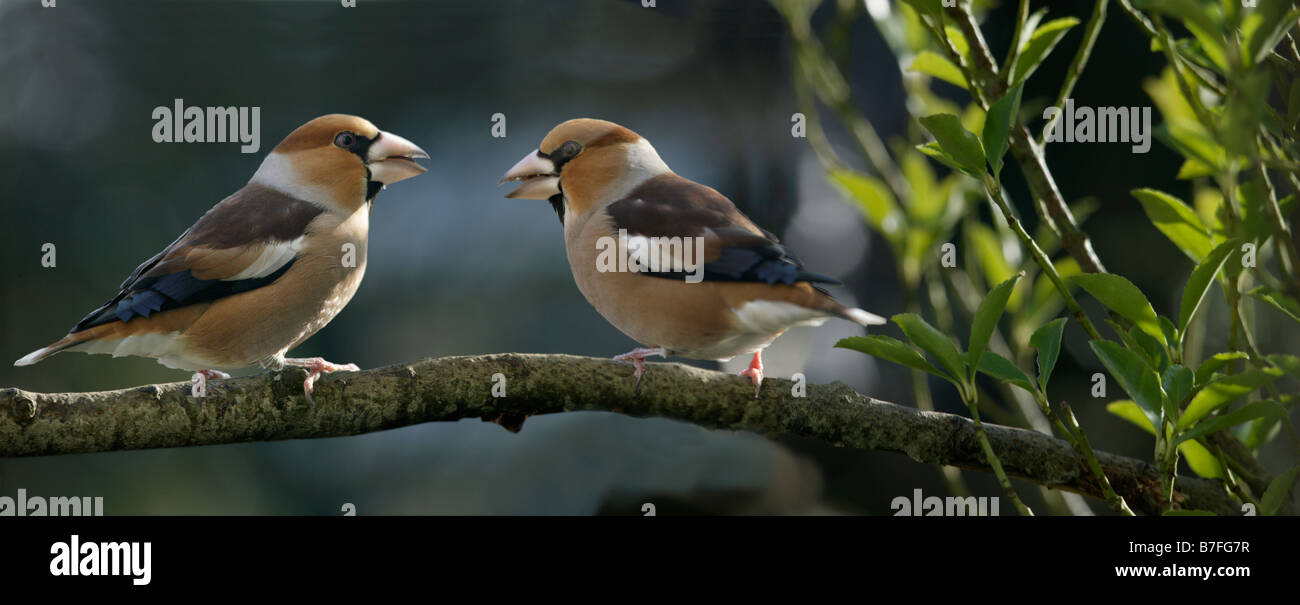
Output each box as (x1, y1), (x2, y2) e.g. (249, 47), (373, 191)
(71, 183), (324, 332)
(604, 173), (839, 285)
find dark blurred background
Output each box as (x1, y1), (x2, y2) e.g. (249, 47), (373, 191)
(1, 0), (1295, 515)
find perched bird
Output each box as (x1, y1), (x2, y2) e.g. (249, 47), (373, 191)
(500, 118), (885, 395)
(14, 114), (428, 404)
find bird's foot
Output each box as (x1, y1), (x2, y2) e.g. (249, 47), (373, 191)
(190, 369), (232, 398)
(612, 347), (667, 393)
(284, 357), (361, 406)
(737, 351), (763, 398)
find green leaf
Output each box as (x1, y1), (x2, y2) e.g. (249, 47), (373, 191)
(1131, 0), (1219, 40)
(830, 170), (902, 240)
(1261, 466), (1300, 516)
(1238, 179), (1275, 243)
(916, 141), (970, 176)
(900, 151), (944, 224)
(967, 222), (1017, 301)
(1145, 69), (1201, 132)
(1179, 239), (1237, 330)
(1163, 509), (1217, 516)
(1070, 273), (1165, 343)
(1221, 71), (1269, 157)
(1266, 354), (1300, 378)
(1241, 189), (1298, 246)
(943, 25), (970, 58)
(1246, 286), (1300, 325)
(919, 114), (986, 177)
(1090, 340), (1167, 429)
(909, 50), (968, 89)
(1175, 400), (1286, 446)
(1029, 318), (1068, 392)
(1010, 17), (1080, 86)
(893, 313), (967, 389)
(1193, 188), (1227, 240)
(1176, 157), (1216, 180)
(1289, 77), (1300, 131)
(1185, 16), (1228, 73)
(1245, 394), (1297, 449)
(1247, 8), (1300, 67)
(1107, 399), (1156, 434)
(982, 82), (1023, 175)
(835, 335), (947, 379)
(1162, 365), (1193, 413)
(898, 0), (941, 20)
(1129, 325), (1170, 372)
(1194, 352), (1247, 386)
(1177, 368), (1285, 432)
(1132, 189), (1213, 262)
(967, 273), (1022, 378)
(1180, 438), (1223, 478)
(1159, 316), (1179, 350)
(1156, 123), (1227, 175)
(977, 351), (1035, 393)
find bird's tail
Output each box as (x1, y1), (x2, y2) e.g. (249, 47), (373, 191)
(797, 283), (887, 327)
(13, 325), (115, 367)
(772, 283), (888, 328)
(839, 306), (888, 327)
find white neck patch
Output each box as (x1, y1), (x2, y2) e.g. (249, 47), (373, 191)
(599, 138), (672, 202)
(250, 152), (345, 212)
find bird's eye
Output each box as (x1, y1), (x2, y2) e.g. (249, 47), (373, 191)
(334, 132), (356, 149)
(559, 141), (582, 159)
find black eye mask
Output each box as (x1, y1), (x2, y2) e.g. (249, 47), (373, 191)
(544, 140), (583, 170)
(539, 140), (582, 224)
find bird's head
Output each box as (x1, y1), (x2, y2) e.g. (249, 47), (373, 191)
(499, 118), (670, 222)
(252, 114), (428, 213)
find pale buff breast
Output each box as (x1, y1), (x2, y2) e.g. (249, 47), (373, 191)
(178, 208), (369, 369)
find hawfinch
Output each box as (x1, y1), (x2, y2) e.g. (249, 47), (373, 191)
(14, 114), (428, 404)
(500, 118), (885, 395)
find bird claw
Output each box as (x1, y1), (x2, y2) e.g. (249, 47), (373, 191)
(632, 360), (646, 394)
(285, 358), (360, 406)
(738, 368), (763, 398)
(613, 347), (665, 393)
(738, 352), (763, 398)
(190, 369), (231, 398)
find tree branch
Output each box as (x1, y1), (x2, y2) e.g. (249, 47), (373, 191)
(0, 353), (1243, 515)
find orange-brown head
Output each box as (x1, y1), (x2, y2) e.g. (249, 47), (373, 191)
(499, 118), (671, 222)
(253, 114), (428, 213)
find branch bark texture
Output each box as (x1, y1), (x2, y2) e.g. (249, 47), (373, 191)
(0, 354), (1241, 515)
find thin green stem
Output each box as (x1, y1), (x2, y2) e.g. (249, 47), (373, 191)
(1061, 402), (1136, 515)
(792, 73), (846, 172)
(1156, 422), (1179, 513)
(1213, 444), (1258, 509)
(967, 394), (1034, 516)
(1149, 15), (1217, 142)
(1254, 160), (1300, 286)
(1115, 0), (1157, 39)
(983, 175), (1103, 340)
(1001, 0), (1031, 81)
(1040, 0), (1110, 146)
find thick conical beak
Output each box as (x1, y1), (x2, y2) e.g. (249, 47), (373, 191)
(367, 130), (429, 185)
(500, 149), (560, 199)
